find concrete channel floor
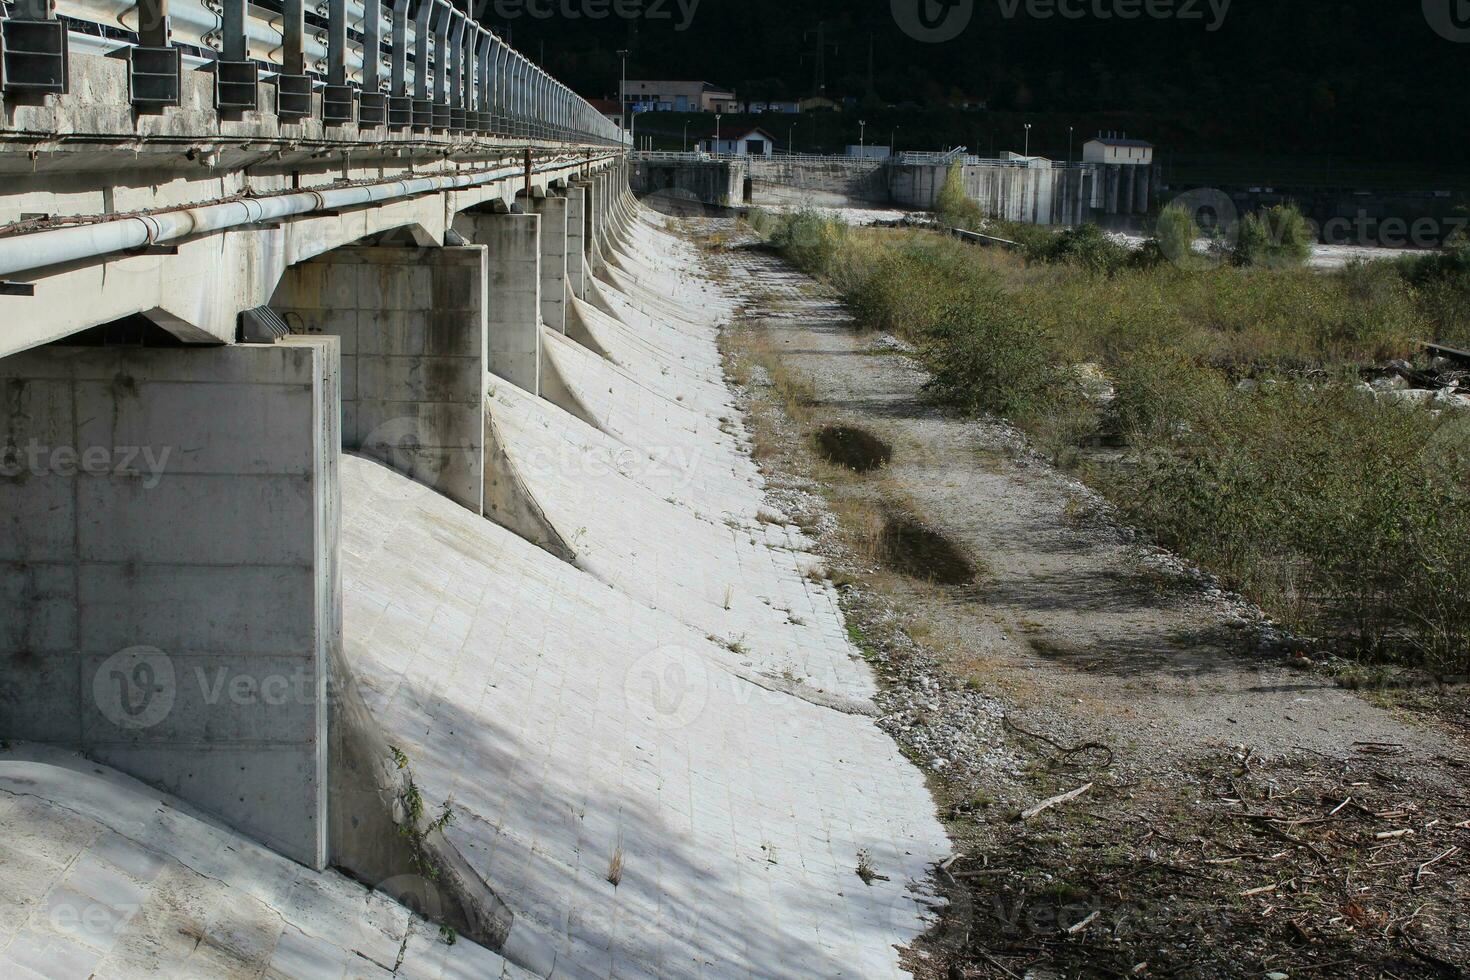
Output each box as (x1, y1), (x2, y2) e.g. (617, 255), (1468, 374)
(0, 744), (531, 979)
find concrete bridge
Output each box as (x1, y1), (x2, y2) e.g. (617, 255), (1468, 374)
(0, 2), (638, 960)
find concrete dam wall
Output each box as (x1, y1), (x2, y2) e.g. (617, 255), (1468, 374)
(749, 157), (891, 207)
(633, 153), (1155, 225)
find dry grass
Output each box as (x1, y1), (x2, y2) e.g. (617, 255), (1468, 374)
(605, 845), (624, 887)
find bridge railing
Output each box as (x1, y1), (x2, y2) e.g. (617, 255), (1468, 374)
(0, 0), (627, 145)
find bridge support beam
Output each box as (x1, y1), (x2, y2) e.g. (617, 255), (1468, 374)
(272, 246), (490, 515)
(531, 194), (569, 333)
(0, 339), (340, 870)
(454, 211), (542, 395)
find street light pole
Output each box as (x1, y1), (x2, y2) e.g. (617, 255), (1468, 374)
(715, 112), (722, 155)
(859, 119), (866, 153)
(890, 125), (899, 155)
(617, 49), (629, 133)
(683, 120), (690, 152)
(1068, 126), (1074, 166)
(789, 122), (797, 154)
(1024, 122), (1032, 157)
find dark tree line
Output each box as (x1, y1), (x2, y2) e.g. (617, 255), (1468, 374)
(494, 0), (1467, 169)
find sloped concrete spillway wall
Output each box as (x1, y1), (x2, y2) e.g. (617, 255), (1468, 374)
(328, 170), (952, 974)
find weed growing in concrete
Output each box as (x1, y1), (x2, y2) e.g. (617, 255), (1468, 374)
(389, 746), (457, 881)
(606, 845), (624, 887)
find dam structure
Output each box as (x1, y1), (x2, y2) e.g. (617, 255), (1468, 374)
(634, 150), (1155, 226)
(0, 2), (949, 977)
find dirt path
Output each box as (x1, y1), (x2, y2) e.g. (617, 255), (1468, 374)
(701, 228), (1470, 978)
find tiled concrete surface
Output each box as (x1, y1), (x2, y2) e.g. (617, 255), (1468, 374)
(342, 209), (950, 977)
(0, 745), (529, 979)
(343, 455), (945, 980)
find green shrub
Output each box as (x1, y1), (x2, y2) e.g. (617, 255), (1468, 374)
(765, 208), (848, 275)
(936, 163), (987, 231)
(752, 215), (1466, 670)
(1023, 224), (1131, 275)
(917, 288), (1071, 423)
(1232, 203), (1314, 268)
(1154, 201), (1201, 267)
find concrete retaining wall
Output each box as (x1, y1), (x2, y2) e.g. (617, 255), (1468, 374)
(749, 157), (889, 207)
(0, 340), (339, 869)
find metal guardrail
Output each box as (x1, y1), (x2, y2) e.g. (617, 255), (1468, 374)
(0, 0), (627, 144)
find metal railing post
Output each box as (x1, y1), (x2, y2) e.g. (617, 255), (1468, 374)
(411, 0), (432, 129)
(431, 0), (449, 129)
(446, 8), (463, 130)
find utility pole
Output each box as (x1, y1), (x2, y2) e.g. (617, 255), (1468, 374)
(617, 49), (629, 133)
(802, 22), (837, 98)
(866, 32), (875, 98)
(683, 120), (691, 152)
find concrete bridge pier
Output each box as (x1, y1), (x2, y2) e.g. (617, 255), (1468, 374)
(271, 246), (491, 516)
(565, 184), (591, 301)
(531, 193), (571, 334)
(0, 338), (342, 871)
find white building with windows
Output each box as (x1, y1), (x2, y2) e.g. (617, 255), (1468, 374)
(1083, 134), (1155, 165)
(701, 128), (777, 156)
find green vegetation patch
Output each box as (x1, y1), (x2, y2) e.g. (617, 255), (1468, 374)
(751, 207), (1470, 671)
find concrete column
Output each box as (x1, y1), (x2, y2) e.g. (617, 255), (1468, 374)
(0, 339), (340, 870)
(532, 195), (570, 333)
(273, 246), (489, 515)
(565, 185), (589, 300)
(455, 211), (542, 395)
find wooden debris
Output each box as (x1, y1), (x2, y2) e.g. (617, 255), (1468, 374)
(1066, 910), (1100, 935)
(1013, 782), (1093, 822)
